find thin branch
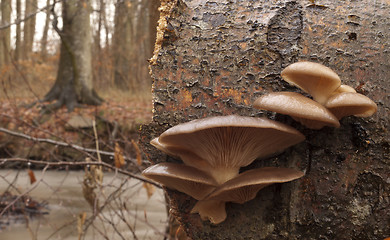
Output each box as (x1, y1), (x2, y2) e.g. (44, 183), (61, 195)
(0, 0), (61, 30)
(0, 127), (138, 163)
(0, 158), (162, 189)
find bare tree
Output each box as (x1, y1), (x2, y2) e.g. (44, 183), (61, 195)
(112, 0), (159, 92)
(23, 0), (38, 59)
(0, 0), (11, 66)
(43, 0), (103, 111)
(40, 0), (52, 60)
(14, 0), (23, 61)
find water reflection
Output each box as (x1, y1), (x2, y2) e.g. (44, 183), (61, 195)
(0, 170), (167, 240)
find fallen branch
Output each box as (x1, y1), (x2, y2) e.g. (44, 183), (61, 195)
(0, 127), (138, 163)
(0, 158), (161, 188)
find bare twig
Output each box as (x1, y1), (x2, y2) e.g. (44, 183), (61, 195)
(0, 158), (161, 189)
(0, 127), (138, 163)
(0, 0), (61, 30)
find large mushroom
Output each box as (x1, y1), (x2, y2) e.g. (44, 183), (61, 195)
(324, 92), (378, 120)
(192, 167), (305, 224)
(253, 92), (340, 129)
(151, 115), (305, 184)
(142, 162), (217, 200)
(281, 61), (341, 105)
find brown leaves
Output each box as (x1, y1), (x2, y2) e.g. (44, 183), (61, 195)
(27, 169), (36, 184)
(114, 142), (125, 168)
(131, 139), (142, 166)
(143, 183), (156, 199)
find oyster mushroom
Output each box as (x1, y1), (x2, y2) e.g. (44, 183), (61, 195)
(281, 61), (341, 105)
(151, 115), (305, 184)
(332, 84), (357, 94)
(325, 92), (378, 120)
(142, 162), (217, 200)
(191, 167), (304, 224)
(253, 92), (340, 129)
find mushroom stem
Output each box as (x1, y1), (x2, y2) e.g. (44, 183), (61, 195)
(206, 167), (240, 185)
(191, 199), (227, 225)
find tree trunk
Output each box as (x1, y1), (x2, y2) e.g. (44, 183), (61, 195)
(112, 0), (159, 92)
(140, 0), (390, 239)
(14, 0), (23, 61)
(40, 0), (51, 60)
(44, 0), (102, 111)
(23, 0), (37, 59)
(0, 0), (11, 65)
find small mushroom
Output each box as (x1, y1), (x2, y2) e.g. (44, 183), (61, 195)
(281, 61), (341, 105)
(152, 115), (305, 184)
(253, 92), (340, 129)
(191, 167), (304, 224)
(142, 162), (217, 200)
(325, 92), (378, 120)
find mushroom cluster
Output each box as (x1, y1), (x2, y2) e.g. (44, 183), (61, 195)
(254, 61), (378, 129)
(143, 61), (378, 225)
(143, 115), (305, 224)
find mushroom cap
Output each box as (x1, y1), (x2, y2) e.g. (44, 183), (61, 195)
(325, 92), (378, 119)
(142, 162), (217, 200)
(281, 61), (341, 104)
(156, 115), (305, 170)
(253, 92), (340, 129)
(333, 84), (357, 94)
(205, 167), (304, 204)
(191, 200), (227, 225)
(150, 137), (214, 171)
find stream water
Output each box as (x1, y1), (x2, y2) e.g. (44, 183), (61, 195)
(0, 170), (167, 240)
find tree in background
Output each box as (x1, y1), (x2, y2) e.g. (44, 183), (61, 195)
(0, 0), (11, 66)
(40, 0), (52, 60)
(23, 0), (38, 60)
(44, 0), (103, 111)
(112, 0), (159, 92)
(14, 0), (23, 61)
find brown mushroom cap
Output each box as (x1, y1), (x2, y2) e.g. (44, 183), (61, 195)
(205, 167), (304, 204)
(253, 92), (340, 129)
(325, 92), (378, 119)
(154, 115), (305, 184)
(333, 84), (356, 94)
(281, 61), (341, 104)
(150, 137), (213, 170)
(190, 167), (304, 224)
(142, 162), (217, 200)
(191, 200), (226, 225)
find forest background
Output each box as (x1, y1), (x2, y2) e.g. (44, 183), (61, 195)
(0, 1), (169, 239)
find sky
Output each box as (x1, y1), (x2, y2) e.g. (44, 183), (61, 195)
(7, 0), (115, 53)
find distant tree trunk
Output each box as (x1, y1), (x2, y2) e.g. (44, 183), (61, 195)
(140, 0), (390, 239)
(44, 0), (103, 111)
(14, 0), (23, 61)
(23, 0), (38, 59)
(112, 0), (159, 92)
(112, 0), (133, 90)
(40, 0), (51, 60)
(0, 0), (11, 65)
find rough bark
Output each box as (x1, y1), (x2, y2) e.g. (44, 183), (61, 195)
(140, 0), (390, 239)
(44, 0), (103, 111)
(0, 0), (11, 65)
